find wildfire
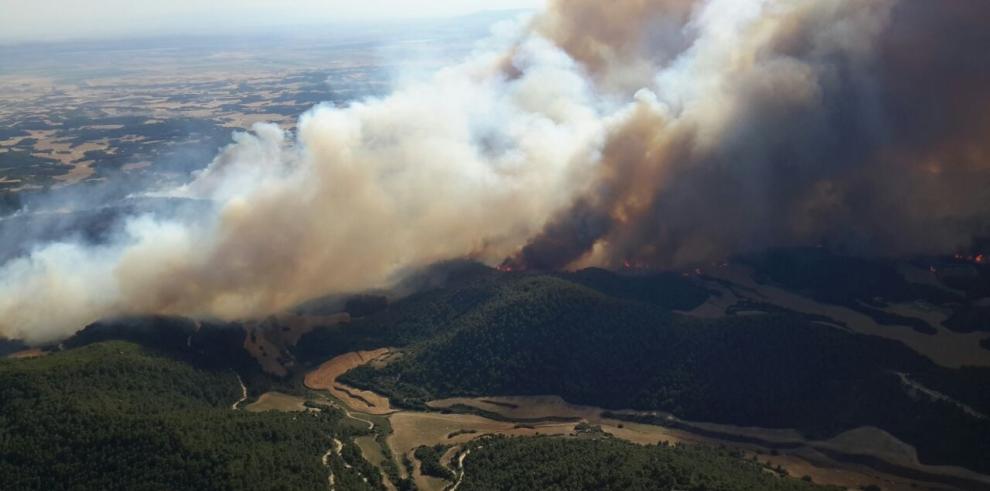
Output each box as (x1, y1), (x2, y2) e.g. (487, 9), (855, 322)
(622, 259), (650, 271)
(952, 252), (986, 265)
(497, 257), (526, 272)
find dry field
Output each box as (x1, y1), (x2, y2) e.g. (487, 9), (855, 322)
(388, 411), (576, 479)
(424, 395), (990, 490)
(353, 436), (398, 491)
(687, 265), (990, 368)
(7, 348), (46, 359)
(303, 347), (990, 490)
(303, 348), (396, 415)
(354, 436), (387, 467)
(244, 391), (308, 413)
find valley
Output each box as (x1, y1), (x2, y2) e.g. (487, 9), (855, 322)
(4, 252), (989, 490)
(3, 2), (989, 489)
(299, 345), (990, 491)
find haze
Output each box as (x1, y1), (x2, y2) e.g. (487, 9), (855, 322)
(1, 0), (543, 44)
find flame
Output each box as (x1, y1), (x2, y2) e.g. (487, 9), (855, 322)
(952, 252), (985, 264)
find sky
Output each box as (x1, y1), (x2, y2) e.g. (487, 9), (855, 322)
(0, 0), (544, 44)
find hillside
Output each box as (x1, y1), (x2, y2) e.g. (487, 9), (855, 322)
(307, 269), (990, 474)
(458, 436), (836, 491)
(0, 342), (378, 491)
(292, 264), (711, 366)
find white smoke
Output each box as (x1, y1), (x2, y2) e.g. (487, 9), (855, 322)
(0, 18), (610, 343)
(4, 0), (988, 343)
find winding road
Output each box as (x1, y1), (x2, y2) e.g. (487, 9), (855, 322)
(231, 375), (248, 410)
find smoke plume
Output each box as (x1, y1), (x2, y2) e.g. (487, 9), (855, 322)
(3, 0), (990, 343)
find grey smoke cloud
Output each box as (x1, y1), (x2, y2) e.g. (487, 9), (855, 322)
(510, 0), (990, 270)
(3, 0), (990, 343)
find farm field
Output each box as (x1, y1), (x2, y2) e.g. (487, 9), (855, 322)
(305, 348), (397, 414)
(308, 347), (990, 491)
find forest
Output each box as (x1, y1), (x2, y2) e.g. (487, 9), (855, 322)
(457, 436), (835, 491)
(313, 267), (990, 474)
(0, 342), (377, 491)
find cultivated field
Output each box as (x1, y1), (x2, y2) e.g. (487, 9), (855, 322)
(304, 348), (396, 415)
(304, 346), (990, 491)
(688, 265), (990, 368)
(388, 411), (576, 479)
(425, 395), (990, 490)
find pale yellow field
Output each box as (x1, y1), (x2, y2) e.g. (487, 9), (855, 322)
(245, 391), (308, 413)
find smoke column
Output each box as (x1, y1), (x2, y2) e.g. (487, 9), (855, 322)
(2, 0), (990, 343)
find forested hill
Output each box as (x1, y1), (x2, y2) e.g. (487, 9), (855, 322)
(0, 342), (378, 491)
(458, 436), (837, 491)
(294, 268), (990, 474)
(292, 264), (712, 366)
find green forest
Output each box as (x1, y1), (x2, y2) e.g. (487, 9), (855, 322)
(0, 342), (377, 491)
(457, 436), (835, 491)
(312, 269), (990, 474)
(4, 257), (988, 489)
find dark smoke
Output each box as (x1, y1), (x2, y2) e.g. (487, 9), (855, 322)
(510, 0), (990, 270)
